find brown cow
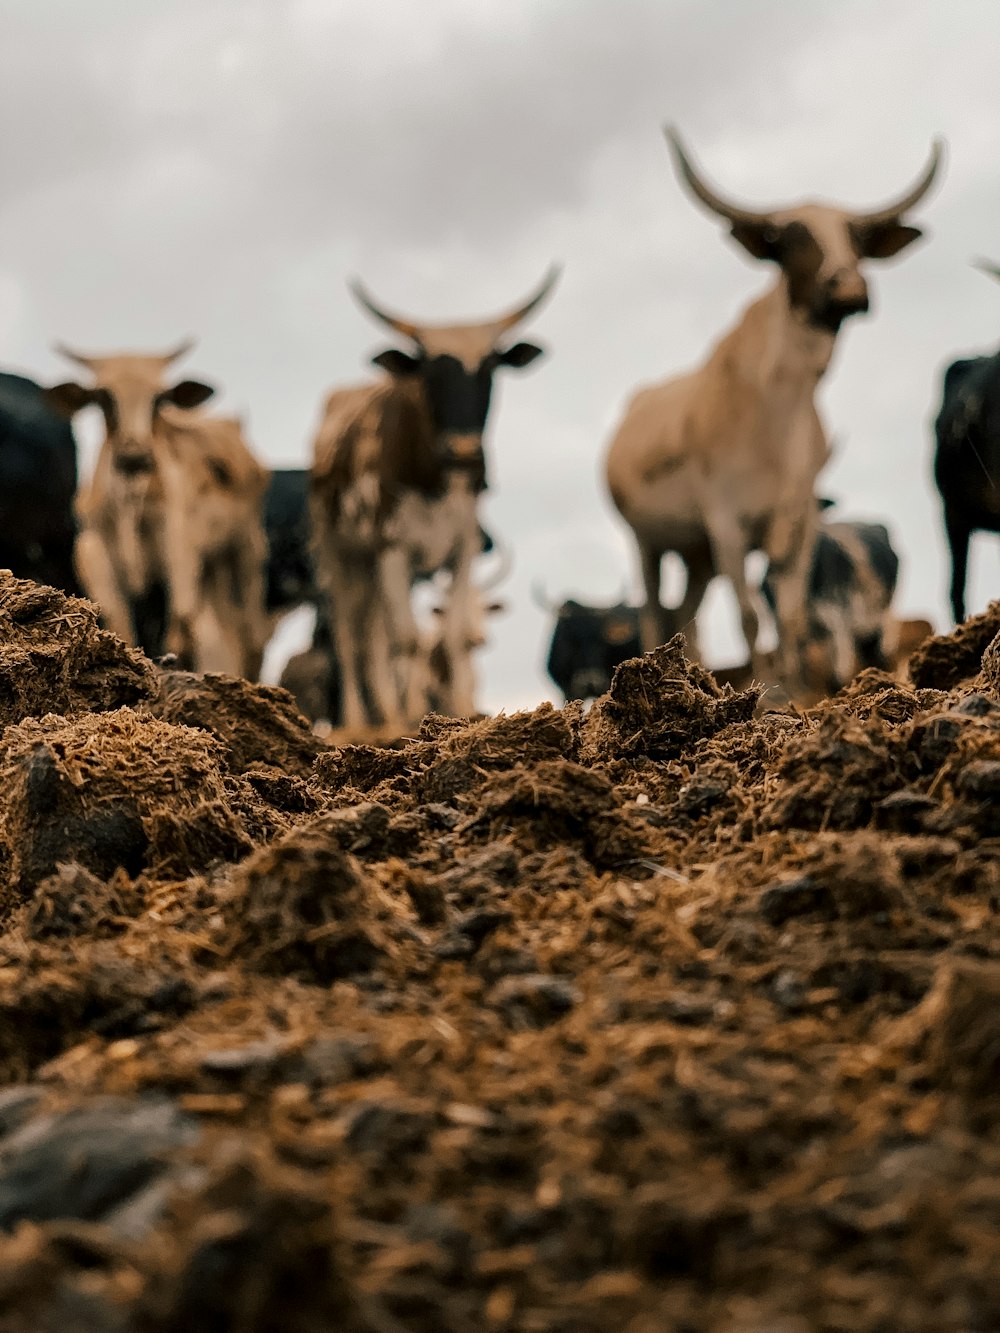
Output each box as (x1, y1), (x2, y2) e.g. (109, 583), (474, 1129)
(48, 342), (270, 679)
(605, 130), (942, 693)
(310, 270), (557, 730)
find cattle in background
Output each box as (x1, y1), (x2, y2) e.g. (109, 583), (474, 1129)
(415, 542), (512, 717)
(605, 129), (942, 694)
(48, 341), (270, 679)
(263, 468), (315, 621)
(0, 370), (79, 594)
(762, 510), (900, 691)
(932, 259), (1000, 624)
(311, 269), (557, 730)
(537, 590), (643, 702)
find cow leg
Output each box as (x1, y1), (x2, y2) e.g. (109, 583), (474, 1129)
(671, 555), (713, 662)
(943, 506), (971, 624)
(74, 529), (135, 645)
(763, 501), (818, 693)
(637, 543), (667, 653)
(230, 534), (269, 681)
(377, 545), (421, 724)
(368, 598), (407, 727)
(704, 518), (759, 671)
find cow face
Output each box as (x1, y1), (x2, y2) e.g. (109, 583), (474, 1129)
(350, 269), (558, 472)
(47, 341), (214, 474)
(545, 599), (642, 701)
(665, 130), (942, 334)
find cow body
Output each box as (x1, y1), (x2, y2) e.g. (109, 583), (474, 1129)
(311, 271), (556, 731)
(49, 344), (270, 678)
(0, 370), (79, 594)
(605, 130), (940, 693)
(933, 346), (1000, 623)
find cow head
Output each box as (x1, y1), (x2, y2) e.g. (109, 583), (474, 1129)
(47, 340), (215, 474)
(665, 130), (943, 333)
(349, 268), (558, 478)
(536, 586), (642, 701)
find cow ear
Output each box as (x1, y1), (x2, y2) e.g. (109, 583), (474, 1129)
(162, 379), (216, 409)
(46, 381), (97, 417)
(729, 221), (783, 262)
(372, 349), (422, 376)
(853, 222), (924, 259)
(497, 341), (544, 369)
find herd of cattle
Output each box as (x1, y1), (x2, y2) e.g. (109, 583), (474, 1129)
(1, 128), (997, 726)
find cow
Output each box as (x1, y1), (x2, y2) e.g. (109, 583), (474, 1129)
(605, 129), (942, 695)
(762, 509), (900, 691)
(932, 259), (1000, 624)
(536, 590), (643, 702)
(47, 341), (271, 679)
(0, 370), (79, 595)
(263, 468), (315, 621)
(310, 268), (558, 730)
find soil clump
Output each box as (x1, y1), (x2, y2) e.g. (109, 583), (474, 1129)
(0, 578), (997, 1331)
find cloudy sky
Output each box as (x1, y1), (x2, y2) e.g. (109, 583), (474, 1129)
(2, 0), (999, 709)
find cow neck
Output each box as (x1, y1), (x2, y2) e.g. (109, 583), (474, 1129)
(715, 280), (839, 397)
(381, 378), (487, 497)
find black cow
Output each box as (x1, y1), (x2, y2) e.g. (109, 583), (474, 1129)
(542, 595), (642, 702)
(763, 512), (899, 690)
(263, 468), (316, 615)
(933, 346), (1000, 623)
(0, 370), (79, 594)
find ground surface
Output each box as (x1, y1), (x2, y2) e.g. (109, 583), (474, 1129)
(0, 572), (998, 1332)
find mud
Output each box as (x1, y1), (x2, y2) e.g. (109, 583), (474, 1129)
(0, 573), (997, 1332)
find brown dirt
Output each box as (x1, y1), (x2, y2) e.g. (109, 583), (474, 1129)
(0, 572), (998, 1332)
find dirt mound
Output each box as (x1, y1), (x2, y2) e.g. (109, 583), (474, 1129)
(0, 709), (254, 905)
(148, 670), (324, 778)
(0, 614), (997, 1330)
(0, 573), (155, 727)
(908, 598), (1000, 689)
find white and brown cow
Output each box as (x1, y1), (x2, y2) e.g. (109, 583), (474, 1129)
(48, 342), (270, 679)
(605, 129), (942, 693)
(310, 270), (557, 730)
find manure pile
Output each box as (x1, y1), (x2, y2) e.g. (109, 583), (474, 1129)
(0, 572), (998, 1332)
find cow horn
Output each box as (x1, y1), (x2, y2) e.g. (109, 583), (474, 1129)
(531, 579), (558, 614)
(491, 265), (561, 335)
(854, 138), (944, 226)
(973, 258), (1000, 283)
(53, 342), (99, 371)
(664, 127), (774, 227)
(162, 337), (195, 365)
(348, 278), (422, 342)
(477, 538), (514, 593)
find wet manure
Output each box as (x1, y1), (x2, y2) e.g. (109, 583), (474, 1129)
(0, 573), (156, 727)
(0, 709), (253, 905)
(147, 670), (324, 778)
(580, 636), (760, 761)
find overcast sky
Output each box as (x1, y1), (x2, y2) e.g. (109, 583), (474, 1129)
(3, 0), (999, 709)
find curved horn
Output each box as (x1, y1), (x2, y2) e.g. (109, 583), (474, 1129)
(491, 264), (561, 334)
(663, 126), (774, 227)
(973, 257), (1000, 283)
(53, 342), (99, 371)
(476, 538), (514, 593)
(348, 278), (422, 342)
(162, 337), (195, 366)
(531, 579), (559, 614)
(855, 138), (944, 226)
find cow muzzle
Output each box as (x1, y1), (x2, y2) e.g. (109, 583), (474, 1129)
(813, 271), (870, 329)
(568, 667), (611, 701)
(114, 446), (156, 477)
